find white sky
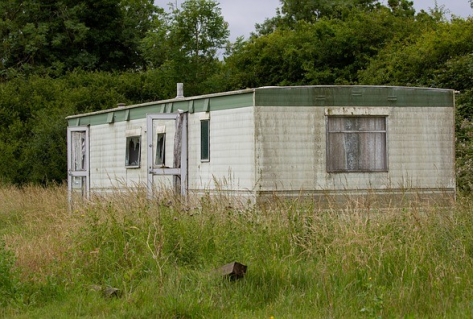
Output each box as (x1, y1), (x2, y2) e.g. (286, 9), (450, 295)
(154, 0), (473, 41)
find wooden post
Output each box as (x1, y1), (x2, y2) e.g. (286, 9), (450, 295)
(173, 112), (184, 194)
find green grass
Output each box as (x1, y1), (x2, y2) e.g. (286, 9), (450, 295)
(0, 185), (472, 318)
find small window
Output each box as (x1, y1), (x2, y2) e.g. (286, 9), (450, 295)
(125, 136), (141, 168)
(327, 116), (387, 172)
(200, 119), (210, 161)
(155, 133), (166, 166)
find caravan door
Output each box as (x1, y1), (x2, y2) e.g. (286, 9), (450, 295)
(67, 126), (90, 202)
(146, 113), (187, 198)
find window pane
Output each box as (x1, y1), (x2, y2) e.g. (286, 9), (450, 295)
(327, 132), (346, 171)
(155, 133), (166, 166)
(126, 136), (141, 167)
(201, 120), (210, 161)
(72, 131), (86, 171)
(327, 117), (387, 172)
(344, 132), (359, 170)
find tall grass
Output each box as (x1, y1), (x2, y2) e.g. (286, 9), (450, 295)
(0, 185), (472, 318)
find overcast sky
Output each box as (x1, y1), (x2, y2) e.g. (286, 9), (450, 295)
(154, 0), (473, 41)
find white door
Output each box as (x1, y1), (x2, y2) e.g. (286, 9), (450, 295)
(67, 126), (90, 202)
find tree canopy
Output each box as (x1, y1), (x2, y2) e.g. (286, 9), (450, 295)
(0, 0), (160, 76)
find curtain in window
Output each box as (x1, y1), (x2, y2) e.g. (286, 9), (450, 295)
(327, 117), (386, 172)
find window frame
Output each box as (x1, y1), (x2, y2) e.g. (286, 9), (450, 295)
(200, 119), (210, 162)
(326, 116), (388, 173)
(125, 135), (141, 168)
(155, 132), (166, 167)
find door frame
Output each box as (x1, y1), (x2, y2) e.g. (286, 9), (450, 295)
(146, 112), (188, 198)
(67, 126), (90, 204)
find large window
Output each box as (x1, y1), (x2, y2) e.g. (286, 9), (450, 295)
(200, 119), (210, 161)
(125, 136), (141, 168)
(327, 116), (387, 172)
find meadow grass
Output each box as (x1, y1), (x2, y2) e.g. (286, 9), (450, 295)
(0, 185), (472, 318)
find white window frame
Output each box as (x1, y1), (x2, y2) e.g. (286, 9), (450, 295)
(125, 128), (142, 168)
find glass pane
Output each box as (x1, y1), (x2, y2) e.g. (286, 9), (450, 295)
(201, 120), (209, 161)
(327, 117), (387, 172)
(155, 133), (166, 166)
(126, 136), (141, 167)
(71, 131), (86, 171)
(344, 133), (359, 170)
(327, 132), (346, 171)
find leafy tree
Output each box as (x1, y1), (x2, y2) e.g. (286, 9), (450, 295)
(225, 6), (419, 88)
(0, 0), (159, 78)
(280, 0), (381, 21)
(169, 0), (229, 60)
(141, 0), (229, 95)
(358, 17), (472, 87)
(255, 0), (381, 35)
(387, 0), (415, 17)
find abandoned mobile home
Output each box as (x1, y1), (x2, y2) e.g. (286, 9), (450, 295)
(66, 85), (456, 206)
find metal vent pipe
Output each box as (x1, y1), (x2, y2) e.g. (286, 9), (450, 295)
(176, 83), (184, 99)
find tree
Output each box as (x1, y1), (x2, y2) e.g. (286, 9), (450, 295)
(141, 0), (229, 95)
(169, 0), (229, 60)
(0, 0), (160, 78)
(358, 17), (472, 87)
(254, 0), (381, 35)
(225, 6), (418, 88)
(280, 0), (381, 21)
(387, 0), (415, 17)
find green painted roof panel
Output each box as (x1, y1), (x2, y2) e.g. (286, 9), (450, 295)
(67, 91), (254, 126)
(254, 86), (454, 107)
(67, 86), (454, 127)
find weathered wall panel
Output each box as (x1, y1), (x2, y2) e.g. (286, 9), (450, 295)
(255, 106), (455, 195)
(89, 119), (148, 190)
(255, 106), (325, 192)
(187, 107), (255, 194)
(387, 107), (455, 189)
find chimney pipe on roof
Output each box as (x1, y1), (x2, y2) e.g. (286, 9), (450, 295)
(176, 83), (184, 99)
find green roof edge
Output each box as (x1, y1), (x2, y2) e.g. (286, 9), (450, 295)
(67, 86), (455, 127)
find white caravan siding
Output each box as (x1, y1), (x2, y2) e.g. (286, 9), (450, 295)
(388, 107), (455, 189)
(89, 119), (148, 190)
(188, 107), (255, 195)
(254, 106), (454, 194)
(254, 106), (325, 192)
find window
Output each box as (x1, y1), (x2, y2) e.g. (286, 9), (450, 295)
(71, 131), (86, 171)
(155, 133), (166, 166)
(200, 119), (210, 161)
(125, 136), (141, 167)
(327, 116), (387, 172)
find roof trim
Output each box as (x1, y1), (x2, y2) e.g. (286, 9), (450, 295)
(66, 86), (455, 126)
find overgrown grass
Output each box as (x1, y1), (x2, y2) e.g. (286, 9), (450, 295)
(0, 185), (472, 318)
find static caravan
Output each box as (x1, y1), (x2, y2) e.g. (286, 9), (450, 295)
(66, 85), (456, 206)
